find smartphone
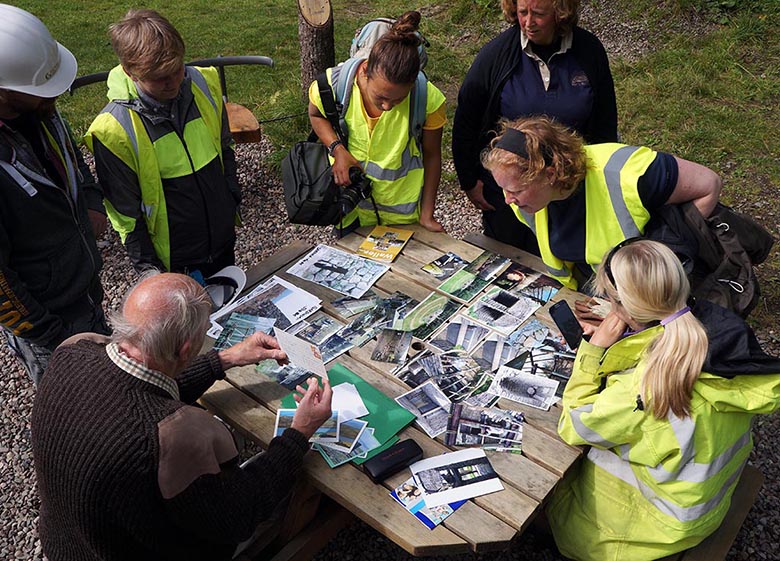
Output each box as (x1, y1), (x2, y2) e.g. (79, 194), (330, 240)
(549, 300), (584, 350)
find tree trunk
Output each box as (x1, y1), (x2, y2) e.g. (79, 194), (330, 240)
(297, 0), (335, 100)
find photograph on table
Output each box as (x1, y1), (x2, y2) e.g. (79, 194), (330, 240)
(465, 287), (540, 335)
(503, 346), (574, 398)
(314, 427), (380, 468)
(436, 269), (490, 303)
(212, 313), (276, 351)
(275, 409), (339, 442)
(428, 314), (489, 353)
(395, 381), (452, 438)
(318, 333), (354, 363)
(422, 251), (467, 280)
(331, 290), (381, 318)
(463, 250), (511, 280)
(514, 272), (561, 305)
(445, 403), (525, 452)
(488, 360), (560, 411)
(493, 262), (537, 292)
(410, 448), (503, 507)
(287, 244), (389, 298)
(297, 311), (345, 346)
(471, 331), (525, 372)
(372, 328), (413, 364)
(396, 350), (497, 407)
(390, 477), (466, 529)
(395, 293), (462, 340)
(209, 275), (320, 336)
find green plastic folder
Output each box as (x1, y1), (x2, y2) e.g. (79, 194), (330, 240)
(281, 363), (414, 464)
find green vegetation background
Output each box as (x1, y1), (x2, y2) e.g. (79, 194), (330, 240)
(16, 0), (780, 325)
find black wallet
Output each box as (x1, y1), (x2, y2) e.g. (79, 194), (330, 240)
(362, 439), (423, 483)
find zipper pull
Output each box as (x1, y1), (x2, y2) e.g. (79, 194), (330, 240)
(633, 394), (644, 412)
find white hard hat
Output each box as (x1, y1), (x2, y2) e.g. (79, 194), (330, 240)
(0, 4), (77, 98)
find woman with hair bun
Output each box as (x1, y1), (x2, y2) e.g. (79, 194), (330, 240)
(308, 11), (446, 234)
(547, 239), (780, 561)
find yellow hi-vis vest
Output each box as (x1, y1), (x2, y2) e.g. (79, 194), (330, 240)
(84, 66), (224, 271)
(511, 144), (657, 289)
(313, 65), (446, 228)
(549, 331), (780, 561)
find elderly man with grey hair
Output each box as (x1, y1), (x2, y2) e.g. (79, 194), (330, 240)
(31, 273), (333, 561)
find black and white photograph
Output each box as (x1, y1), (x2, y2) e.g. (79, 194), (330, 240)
(465, 287), (540, 335)
(471, 331), (525, 372)
(287, 244), (389, 298)
(445, 403), (525, 452)
(395, 381), (452, 438)
(410, 448), (503, 507)
(397, 350), (496, 406)
(488, 360), (561, 410)
(428, 314), (489, 353)
(371, 328), (413, 364)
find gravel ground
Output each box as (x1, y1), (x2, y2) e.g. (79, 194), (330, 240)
(2, 4), (779, 559)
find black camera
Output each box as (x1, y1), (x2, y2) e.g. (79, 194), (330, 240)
(339, 166), (372, 216)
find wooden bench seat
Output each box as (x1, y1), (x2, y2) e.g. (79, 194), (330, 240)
(659, 464), (763, 561)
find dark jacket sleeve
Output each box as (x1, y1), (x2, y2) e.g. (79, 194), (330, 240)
(175, 350), (225, 403)
(0, 229), (66, 348)
(452, 26), (519, 191)
(91, 138), (166, 273)
(163, 427), (309, 544)
(220, 108), (241, 206)
(573, 27), (618, 144)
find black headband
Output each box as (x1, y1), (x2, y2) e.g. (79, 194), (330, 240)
(495, 128), (553, 166)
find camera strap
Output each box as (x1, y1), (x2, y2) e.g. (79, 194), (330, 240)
(315, 73), (347, 145)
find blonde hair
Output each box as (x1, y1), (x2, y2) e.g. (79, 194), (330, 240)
(501, 0), (580, 35)
(109, 9), (185, 80)
(481, 116), (587, 195)
(596, 240), (708, 419)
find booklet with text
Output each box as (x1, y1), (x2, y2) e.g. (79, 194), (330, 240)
(357, 226), (413, 263)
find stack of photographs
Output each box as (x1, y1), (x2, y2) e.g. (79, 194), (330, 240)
(286, 244), (389, 298)
(395, 381), (452, 438)
(208, 275), (321, 338)
(395, 349), (497, 408)
(445, 403), (525, 453)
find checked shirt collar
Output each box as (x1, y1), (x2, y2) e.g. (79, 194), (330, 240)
(106, 342), (180, 401)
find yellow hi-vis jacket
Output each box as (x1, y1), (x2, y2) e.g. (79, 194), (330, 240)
(548, 331), (780, 561)
(511, 143), (657, 289)
(84, 66), (225, 271)
(310, 66), (446, 228)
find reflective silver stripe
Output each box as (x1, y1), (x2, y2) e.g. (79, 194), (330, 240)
(107, 105), (139, 158)
(188, 68), (218, 111)
(588, 447), (745, 522)
(569, 404), (619, 448)
(603, 146), (642, 238)
(141, 203), (154, 218)
(516, 208), (536, 233)
(645, 412), (752, 484)
(357, 198), (418, 215)
(0, 160), (38, 195)
(363, 146), (423, 181)
(546, 263), (570, 278)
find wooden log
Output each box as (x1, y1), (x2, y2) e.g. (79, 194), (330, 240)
(297, 0), (335, 100)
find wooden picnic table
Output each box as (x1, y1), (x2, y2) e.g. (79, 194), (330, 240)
(199, 226), (583, 559)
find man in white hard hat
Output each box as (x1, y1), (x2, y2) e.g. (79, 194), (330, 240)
(0, 4), (109, 385)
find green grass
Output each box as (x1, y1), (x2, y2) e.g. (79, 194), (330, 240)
(14, 0), (780, 321)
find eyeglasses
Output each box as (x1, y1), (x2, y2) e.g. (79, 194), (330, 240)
(603, 236), (644, 289)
